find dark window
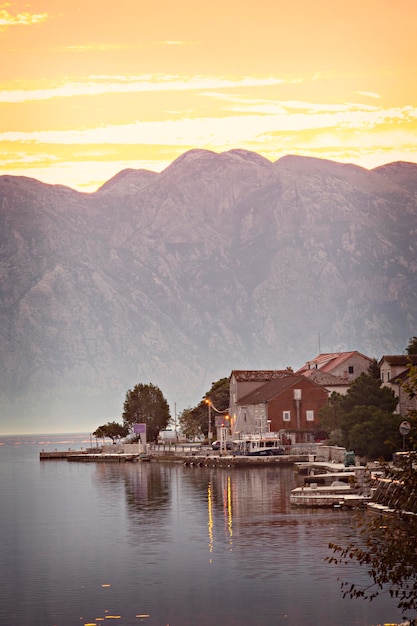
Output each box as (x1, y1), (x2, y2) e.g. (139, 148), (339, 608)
(348, 366), (354, 374)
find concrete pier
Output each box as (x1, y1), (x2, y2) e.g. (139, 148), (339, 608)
(40, 449), (310, 466)
(40, 450), (90, 459)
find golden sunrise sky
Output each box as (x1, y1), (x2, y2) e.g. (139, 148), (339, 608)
(1, 0), (417, 191)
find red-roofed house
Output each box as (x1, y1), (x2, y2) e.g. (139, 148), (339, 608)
(296, 351), (373, 391)
(231, 373), (328, 443)
(229, 369), (292, 434)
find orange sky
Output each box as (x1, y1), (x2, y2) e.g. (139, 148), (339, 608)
(1, 0), (417, 190)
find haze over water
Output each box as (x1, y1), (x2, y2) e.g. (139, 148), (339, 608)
(0, 434), (404, 625)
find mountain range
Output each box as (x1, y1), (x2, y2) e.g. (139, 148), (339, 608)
(1, 149), (416, 433)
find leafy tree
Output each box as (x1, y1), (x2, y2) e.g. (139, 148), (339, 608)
(93, 421), (129, 444)
(122, 383), (170, 442)
(178, 407), (202, 440)
(179, 377), (229, 440)
(328, 453), (417, 617)
(406, 336), (417, 355)
(327, 366), (417, 617)
(401, 361), (417, 451)
(347, 409), (402, 459)
(209, 376), (230, 409)
(367, 358), (380, 379)
(319, 374), (398, 459)
(318, 391), (344, 437)
(340, 373), (397, 414)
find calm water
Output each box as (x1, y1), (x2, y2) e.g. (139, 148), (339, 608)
(0, 434), (404, 626)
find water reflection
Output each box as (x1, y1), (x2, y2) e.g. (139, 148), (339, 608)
(208, 480), (214, 555)
(3, 442), (403, 626)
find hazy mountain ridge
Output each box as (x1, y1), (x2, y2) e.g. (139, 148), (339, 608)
(1, 150), (417, 431)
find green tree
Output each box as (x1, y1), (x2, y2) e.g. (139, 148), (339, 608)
(318, 391), (344, 438)
(93, 421), (129, 444)
(406, 336), (417, 355)
(347, 408), (402, 458)
(400, 361), (417, 451)
(327, 366), (417, 617)
(319, 374), (398, 459)
(178, 407), (202, 440)
(328, 453), (417, 617)
(340, 373), (397, 414)
(367, 358), (380, 379)
(122, 383), (170, 442)
(179, 377), (229, 440)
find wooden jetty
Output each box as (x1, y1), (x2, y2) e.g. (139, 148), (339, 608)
(290, 463), (372, 508)
(290, 484), (370, 508)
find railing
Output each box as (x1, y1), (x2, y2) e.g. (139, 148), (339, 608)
(150, 443), (205, 455)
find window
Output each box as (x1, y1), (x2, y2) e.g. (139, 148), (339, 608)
(306, 410), (314, 422)
(381, 372), (384, 382)
(387, 371), (391, 381)
(348, 366), (354, 374)
(283, 411), (291, 422)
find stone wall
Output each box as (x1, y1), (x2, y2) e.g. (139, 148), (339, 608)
(315, 445), (347, 463)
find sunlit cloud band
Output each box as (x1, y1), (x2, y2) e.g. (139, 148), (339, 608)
(1, 105), (416, 145)
(0, 6), (48, 30)
(0, 75), (293, 103)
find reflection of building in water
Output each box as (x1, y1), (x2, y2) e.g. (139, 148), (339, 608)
(207, 468), (296, 546)
(206, 469), (296, 553)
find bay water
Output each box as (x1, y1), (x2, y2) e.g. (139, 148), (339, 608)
(0, 434), (404, 626)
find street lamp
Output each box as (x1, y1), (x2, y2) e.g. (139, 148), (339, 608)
(205, 398), (213, 442)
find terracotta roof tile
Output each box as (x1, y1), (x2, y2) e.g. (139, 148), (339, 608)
(306, 370), (349, 386)
(237, 375), (314, 404)
(231, 369), (292, 382)
(379, 355), (417, 366)
(297, 351), (372, 374)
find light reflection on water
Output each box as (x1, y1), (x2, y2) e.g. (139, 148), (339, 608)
(0, 435), (404, 626)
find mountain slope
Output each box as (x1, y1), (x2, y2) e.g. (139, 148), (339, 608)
(1, 151), (416, 432)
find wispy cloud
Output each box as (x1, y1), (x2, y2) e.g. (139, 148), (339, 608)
(64, 43), (127, 52)
(0, 5), (48, 30)
(0, 74), (293, 103)
(357, 91), (381, 99)
(158, 40), (199, 46)
(1, 104), (416, 145)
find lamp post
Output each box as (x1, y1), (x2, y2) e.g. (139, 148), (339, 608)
(205, 398), (213, 442)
